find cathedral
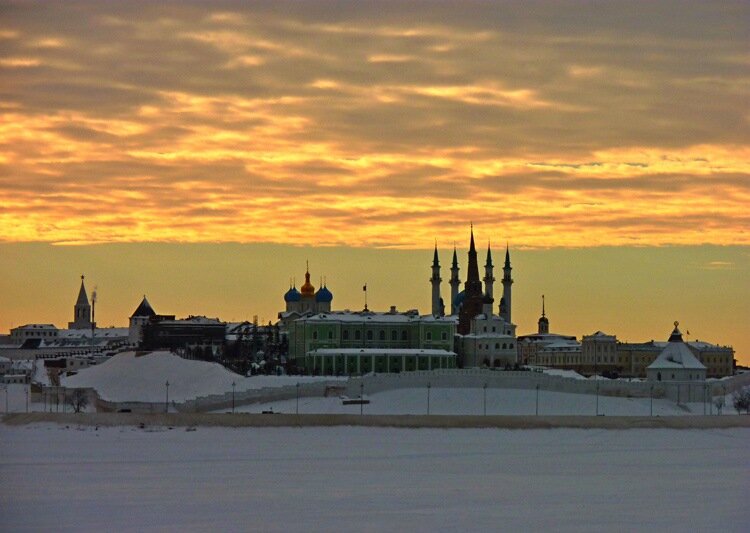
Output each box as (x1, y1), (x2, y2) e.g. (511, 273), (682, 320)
(431, 227), (518, 367)
(279, 262), (334, 327)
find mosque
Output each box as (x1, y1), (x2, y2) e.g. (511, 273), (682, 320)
(431, 226), (518, 367)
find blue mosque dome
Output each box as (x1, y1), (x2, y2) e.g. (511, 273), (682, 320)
(284, 286), (301, 302)
(315, 286), (333, 303)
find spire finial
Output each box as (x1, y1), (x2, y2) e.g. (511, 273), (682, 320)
(542, 294), (545, 317)
(306, 260), (309, 273)
(81, 274), (85, 281)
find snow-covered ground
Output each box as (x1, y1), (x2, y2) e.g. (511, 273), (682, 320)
(0, 383), (741, 416)
(1, 423), (747, 532)
(60, 351), (342, 402)
(216, 387), (731, 416)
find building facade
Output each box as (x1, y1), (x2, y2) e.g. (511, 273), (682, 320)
(287, 309), (456, 373)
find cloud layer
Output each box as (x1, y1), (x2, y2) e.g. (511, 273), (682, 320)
(1, 1), (748, 247)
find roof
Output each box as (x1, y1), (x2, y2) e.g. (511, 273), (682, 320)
(311, 348), (456, 356)
(131, 296), (156, 318)
(299, 311), (454, 324)
(76, 279), (89, 306)
(12, 324), (58, 330)
(647, 325), (706, 371)
(517, 333), (577, 343)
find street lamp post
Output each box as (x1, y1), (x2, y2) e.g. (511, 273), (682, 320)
(427, 382), (431, 415)
(296, 382), (300, 415)
(360, 380), (364, 416)
(483, 383), (488, 416)
(2, 386), (7, 413)
(650, 384), (654, 416)
(595, 380), (600, 416)
(26, 385), (29, 413)
(165, 381), (170, 413)
(232, 381), (236, 414)
(535, 384), (540, 416)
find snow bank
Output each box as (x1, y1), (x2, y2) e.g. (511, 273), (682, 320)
(61, 351), (341, 403)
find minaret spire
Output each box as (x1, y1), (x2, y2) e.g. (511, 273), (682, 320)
(501, 243), (513, 324)
(430, 241), (443, 316)
(449, 243), (461, 315)
(483, 240), (495, 301)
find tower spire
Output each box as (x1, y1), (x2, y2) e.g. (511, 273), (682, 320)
(501, 243), (513, 324)
(430, 241), (443, 316)
(449, 243), (461, 315)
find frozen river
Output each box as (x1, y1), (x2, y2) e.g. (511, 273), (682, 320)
(1, 423), (748, 531)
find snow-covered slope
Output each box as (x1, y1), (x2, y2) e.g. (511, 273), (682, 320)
(62, 351), (244, 402)
(61, 351), (341, 403)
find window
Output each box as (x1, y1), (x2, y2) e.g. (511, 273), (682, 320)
(366, 330), (373, 341)
(343, 330), (349, 341)
(492, 326), (496, 332)
(509, 343), (514, 349)
(355, 330), (361, 341)
(391, 330), (398, 341)
(379, 330), (386, 341)
(312, 331), (317, 340)
(426, 331), (432, 341)
(495, 343), (500, 349)
(441, 332), (447, 341)
(328, 331), (333, 340)
(401, 331), (408, 341)
(502, 343), (507, 350)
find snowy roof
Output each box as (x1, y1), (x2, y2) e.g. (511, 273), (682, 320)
(300, 311), (453, 324)
(647, 325), (706, 371)
(540, 340), (581, 351)
(12, 324), (58, 330)
(517, 333), (577, 343)
(311, 348), (456, 356)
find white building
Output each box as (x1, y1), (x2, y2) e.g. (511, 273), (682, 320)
(646, 322), (707, 382)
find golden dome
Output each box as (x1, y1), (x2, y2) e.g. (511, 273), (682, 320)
(300, 265), (315, 296)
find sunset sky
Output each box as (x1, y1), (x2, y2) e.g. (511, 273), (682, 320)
(1, 2), (748, 362)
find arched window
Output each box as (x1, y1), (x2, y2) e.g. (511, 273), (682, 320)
(502, 343), (507, 350)
(366, 330), (373, 341)
(509, 343), (514, 349)
(328, 331), (333, 340)
(495, 343), (500, 349)
(379, 330), (386, 341)
(426, 331), (432, 341)
(312, 331), (318, 340)
(391, 330), (397, 341)
(401, 330), (408, 341)
(342, 330), (349, 340)
(355, 330), (361, 341)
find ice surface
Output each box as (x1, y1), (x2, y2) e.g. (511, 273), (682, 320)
(0, 424), (747, 532)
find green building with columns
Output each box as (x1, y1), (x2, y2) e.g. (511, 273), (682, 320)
(287, 309), (457, 374)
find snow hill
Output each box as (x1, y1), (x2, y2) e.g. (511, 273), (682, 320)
(61, 351), (337, 403)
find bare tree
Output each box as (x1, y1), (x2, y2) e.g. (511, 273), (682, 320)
(713, 395), (725, 415)
(732, 390), (750, 415)
(67, 389), (89, 413)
